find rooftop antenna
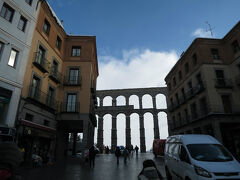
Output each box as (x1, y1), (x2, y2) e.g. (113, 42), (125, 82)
(205, 21), (214, 37)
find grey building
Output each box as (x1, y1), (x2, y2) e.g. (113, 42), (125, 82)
(0, 0), (41, 136)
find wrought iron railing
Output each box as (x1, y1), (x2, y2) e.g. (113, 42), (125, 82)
(214, 78), (233, 88)
(28, 86), (58, 110)
(32, 52), (50, 73)
(60, 102), (80, 112)
(63, 76), (82, 86)
(49, 67), (62, 84)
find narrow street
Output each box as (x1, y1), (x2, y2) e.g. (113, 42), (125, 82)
(18, 153), (167, 180)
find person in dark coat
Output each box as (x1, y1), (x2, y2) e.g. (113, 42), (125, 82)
(135, 145), (139, 155)
(89, 146), (97, 167)
(115, 146), (121, 165)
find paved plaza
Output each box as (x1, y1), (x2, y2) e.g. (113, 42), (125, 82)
(18, 153), (167, 180)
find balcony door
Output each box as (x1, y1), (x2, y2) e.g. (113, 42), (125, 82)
(31, 76), (40, 99)
(69, 69), (79, 85)
(221, 95), (232, 113)
(215, 70), (225, 86)
(67, 93), (77, 112)
(36, 46), (45, 65)
(47, 87), (54, 106)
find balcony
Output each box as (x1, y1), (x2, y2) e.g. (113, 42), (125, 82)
(63, 76), (82, 86)
(49, 67), (62, 84)
(28, 86), (58, 110)
(32, 52), (50, 73)
(214, 78), (233, 88)
(60, 102), (80, 113)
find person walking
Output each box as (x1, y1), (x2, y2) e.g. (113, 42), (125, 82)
(89, 146), (97, 168)
(115, 146), (121, 165)
(135, 145), (139, 155)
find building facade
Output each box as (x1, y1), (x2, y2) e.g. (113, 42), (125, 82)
(165, 21), (240, 159)
(0, 0), (40, 137)
(17, 1), (98, 162)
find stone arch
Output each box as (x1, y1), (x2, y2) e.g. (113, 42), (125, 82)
(116, 113), (126, 146)
(103, 114), (112, 146)
(130, 113), (140, 147)
(103, 96), (112, 106)
(143, 112), (154, 151)
(158, 112), (169, 139)
(142, 94), (153, 109)
(156, 94), (167, 109)
(116, 95), (126, 106)
(129, 95), (139, 109)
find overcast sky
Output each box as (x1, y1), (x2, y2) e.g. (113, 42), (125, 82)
(48, 0), (240, 150)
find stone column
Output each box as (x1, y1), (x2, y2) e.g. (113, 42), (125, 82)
(139, 114), (146, 152)
(97, 116), (104, 152)
(125, 115), (131, 148)
(126, 96), (129, 106)
(82, 119), (89, 149)
(111, 116), (117, 151)
(153, 114), (160, 139)
(112, 98), (116, 106)
(139, 96), (143, 109)
(100, 98), (103, 107)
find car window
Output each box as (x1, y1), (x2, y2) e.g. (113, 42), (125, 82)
(187, 144), (233, 162)
(179, 145), (190, 164)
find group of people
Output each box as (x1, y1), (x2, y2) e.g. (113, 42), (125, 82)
(114, 145), (139, 164)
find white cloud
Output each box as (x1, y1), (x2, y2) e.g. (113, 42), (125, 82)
(192, 28), (212, 38)
(95, 49), (178, 150)
(97, 49), (178, 90)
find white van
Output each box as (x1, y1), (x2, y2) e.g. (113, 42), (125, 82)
(164, 134), (240, 180)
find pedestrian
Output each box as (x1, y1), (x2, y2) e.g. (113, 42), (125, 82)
(106, 146), (110, 154)
(135, 145), (139, 155)
(89, 146), (97, 168)
(115, 146), (121, 165)
(123, 147), (129, 163)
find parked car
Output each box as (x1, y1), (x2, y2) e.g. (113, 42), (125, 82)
(152, 139), (166, 157)
(164, 134), (240, 180)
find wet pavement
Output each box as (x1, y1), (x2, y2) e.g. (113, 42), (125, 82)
(18, 153), (166, 180)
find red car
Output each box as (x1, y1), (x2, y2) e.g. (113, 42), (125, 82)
(152, 139), (166, 157)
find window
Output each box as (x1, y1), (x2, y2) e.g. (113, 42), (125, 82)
(46, 87), (54, 106)
(188, 81), (193, 94)
(44, 120), (50, 126)
(231, 40), (240, 53)
(30, 76), (40, 99)
(0, 3), (14, 22)
(199, 97), (208, 115)
(215, 70), (225, 86)
(52, 60), (58, 75)
(69, 68), (79, 84)
(72, 46), (81, 56)
(178, 112), (182, 126)
(36, 45), (45, 64)
(43, 19), (50, 35)
(178, 71), (182, 81)
(175, 93), (179, 105)
(173, 77), (176, 86)
(25, 113), (33, 121)
(221, 95), (232, 113)
(181, 88), (185, 99)
(196, 73), (203, 85)
(185, 63), (189, 74)
(211, 48), (220, 59)
(67, 93), (77, 112)
(192, 53), (197, 66)
(8, 49), (18, 67)
(172, 116), (176, 129)
(56, 36), (62, 50)
(184, 108), (189, 123)
(25, 0), (32, 6)
(168, 83), (171, 91)
(190, 102), (198, 119)
(18, 16), (27, 32)
(179, 145), (190, 164)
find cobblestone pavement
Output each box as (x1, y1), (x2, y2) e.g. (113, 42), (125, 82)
(17, 153), (167, 180)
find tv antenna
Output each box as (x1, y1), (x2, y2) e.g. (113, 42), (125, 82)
(205, 21), (214, 37)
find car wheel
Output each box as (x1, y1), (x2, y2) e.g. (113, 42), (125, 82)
(165, 167), (172, 180)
